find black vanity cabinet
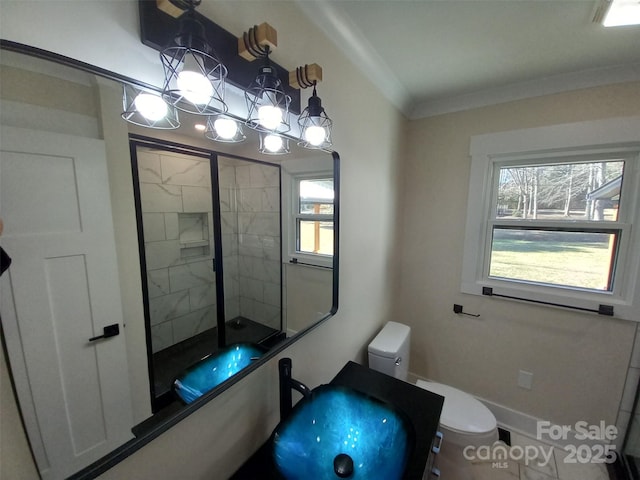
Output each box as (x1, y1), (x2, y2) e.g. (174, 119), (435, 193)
(231, 361), (444, 480)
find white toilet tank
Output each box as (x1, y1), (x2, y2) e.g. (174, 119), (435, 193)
(368, 321), (410, 380)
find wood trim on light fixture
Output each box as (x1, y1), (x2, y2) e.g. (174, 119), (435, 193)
(238, 23), (278, 61)
(139, 2), (301, 113)
(156, 0), (186, 18)
(289, 63), (323, 89)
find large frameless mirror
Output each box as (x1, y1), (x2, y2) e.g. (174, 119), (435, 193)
(0, 42), (339, 479)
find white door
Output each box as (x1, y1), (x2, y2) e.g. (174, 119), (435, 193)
(0, 126), (134, 480)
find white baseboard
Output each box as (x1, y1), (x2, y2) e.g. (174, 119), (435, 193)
(478, 396), (620, 449)
(478, 396), (554, 444)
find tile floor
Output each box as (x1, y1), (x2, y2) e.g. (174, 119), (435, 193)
(467, 431), (611, 480)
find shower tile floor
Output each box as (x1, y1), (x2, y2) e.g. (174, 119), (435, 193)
(152, 317), (278, 398)
(468, 431), (611, 480)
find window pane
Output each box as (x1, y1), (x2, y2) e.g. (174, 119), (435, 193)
(496, 161), (624, 221)
(299, 179), (334, 214)
(300, 201), (334, 215)
(297, 220), (334, 255)
(489, 228), (617, 291)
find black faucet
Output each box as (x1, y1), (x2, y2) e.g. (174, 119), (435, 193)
(278, 358), (312, 421)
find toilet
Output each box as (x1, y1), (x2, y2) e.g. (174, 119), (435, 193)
(368, 321), (499, 479)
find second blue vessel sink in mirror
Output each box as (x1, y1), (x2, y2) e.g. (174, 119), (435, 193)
(173, 343), (264, 404)
(272, 385), (414, 480)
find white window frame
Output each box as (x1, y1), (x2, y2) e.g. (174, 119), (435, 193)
(284, 172), (334, 269)
(461, 116), (640, 321)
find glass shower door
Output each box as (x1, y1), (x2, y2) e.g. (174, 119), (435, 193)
(132, 143), (220, 410)
(216, 155), (283, 346)
(132, 141), (286, 411)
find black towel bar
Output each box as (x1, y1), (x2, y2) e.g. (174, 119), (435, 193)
(481, 287), (613, 316)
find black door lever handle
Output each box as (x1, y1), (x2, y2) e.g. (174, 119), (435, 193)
(89, 324), (120, 342)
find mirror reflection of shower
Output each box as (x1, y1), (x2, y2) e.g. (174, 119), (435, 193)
(217, 155), (282, 343)
(131, 140), (283, 412)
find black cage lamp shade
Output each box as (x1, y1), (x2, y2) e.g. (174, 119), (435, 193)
(204, 114), (246, 143)
(245, 47), (291, 135)
(160, 0), (228, 115)
(259, 132), (290, 155)
(121, 84), (180, 129)
(132, 7), (336, 152)
(298, 84), (333, 149)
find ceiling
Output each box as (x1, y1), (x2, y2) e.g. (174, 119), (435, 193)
(296, 0), (640, 119)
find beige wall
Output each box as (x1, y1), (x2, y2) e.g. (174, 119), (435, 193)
(285, 264), (333, 334)
(0, 1), (404, 479)
(395, 81), (640, 428)
(3, 0), (639, 478)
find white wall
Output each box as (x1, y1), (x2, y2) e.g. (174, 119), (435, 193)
(0, 1), (405, 478)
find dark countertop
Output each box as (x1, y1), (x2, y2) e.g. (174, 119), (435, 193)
(230, 361), (444, 480)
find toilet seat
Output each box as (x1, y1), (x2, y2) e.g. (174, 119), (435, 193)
(415, 380), (496, 434)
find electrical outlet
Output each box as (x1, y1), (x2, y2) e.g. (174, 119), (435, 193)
(517, 370), (534, 390)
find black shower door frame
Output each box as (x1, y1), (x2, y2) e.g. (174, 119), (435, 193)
(129, 134), (283, 412)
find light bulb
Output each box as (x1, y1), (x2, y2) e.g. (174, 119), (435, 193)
(177, 70), (214, 105)
(263, 134), (283, 152)
(303, 125), (326, 146)
(258, 105), (283, 130)
(133, 93), (168, 121)
(214, 118), (238, 139)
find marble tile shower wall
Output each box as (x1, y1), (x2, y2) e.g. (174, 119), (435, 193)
(138, 150), (216, 353)
(220, 162), (281, 330)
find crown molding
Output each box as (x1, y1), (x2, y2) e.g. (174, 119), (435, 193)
(410, 63), (640, 119)
(295, 0), (411, 114)
(295, 1), (640, 120)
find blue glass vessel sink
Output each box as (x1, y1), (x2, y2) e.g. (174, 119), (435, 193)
(173, 343), (263, 404)
(272, 385), (413, 480)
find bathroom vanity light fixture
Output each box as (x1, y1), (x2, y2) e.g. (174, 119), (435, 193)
(204, 115), (246, 143)
(121, 84), (180, 129)
(160, 0), (228, 115)
(292, 64), (333, 150)
(135, 6), (337, 150)
(259, 132), (290, 155)
(241, 24), (291, 135)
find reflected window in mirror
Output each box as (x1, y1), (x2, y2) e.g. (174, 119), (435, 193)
(288, 174), (334, 268)
(298, 177), (334, 256)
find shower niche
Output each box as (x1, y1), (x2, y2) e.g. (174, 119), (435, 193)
(131, 136), (283, 411)
(178, 212), (211, 259)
